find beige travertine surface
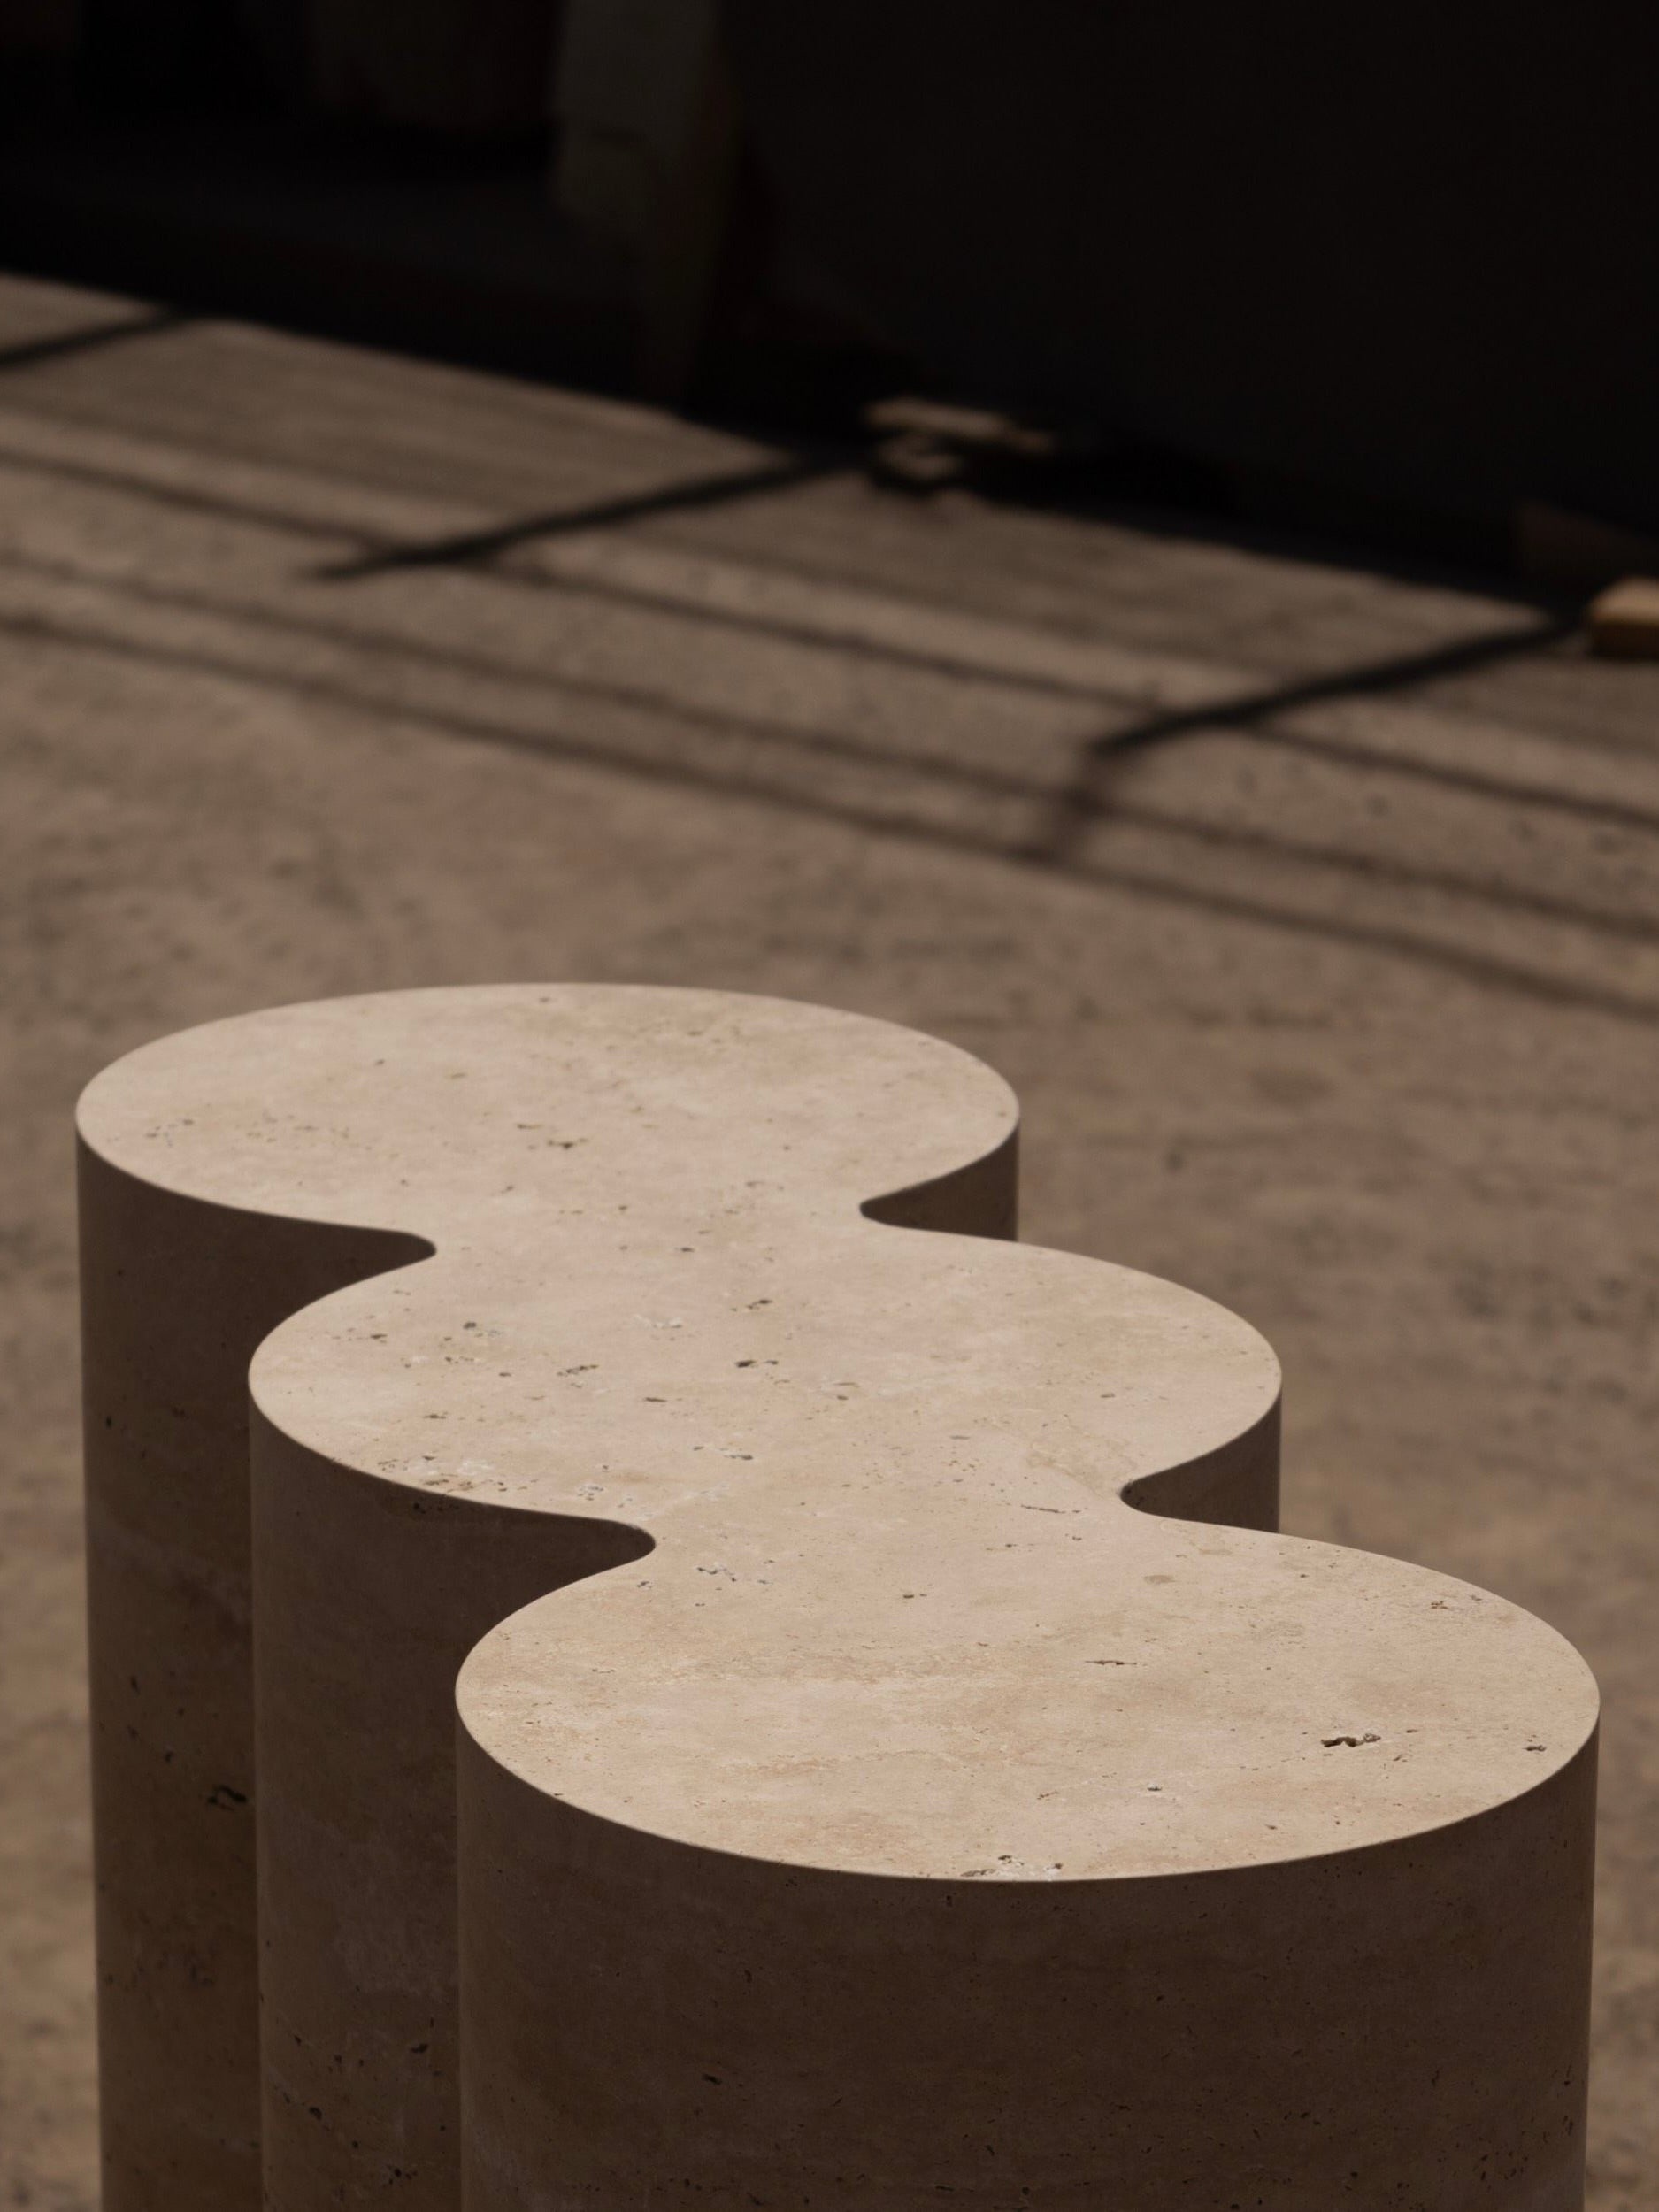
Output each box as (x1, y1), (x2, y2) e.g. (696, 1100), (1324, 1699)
(8, 257), (1655, 2212)
(77, 984), (1598, 2211)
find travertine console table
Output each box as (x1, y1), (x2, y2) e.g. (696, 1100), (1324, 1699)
(78, 987), (1598, 2211)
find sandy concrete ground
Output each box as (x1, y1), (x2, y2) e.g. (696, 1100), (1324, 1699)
(1, 268), (1656, 2210)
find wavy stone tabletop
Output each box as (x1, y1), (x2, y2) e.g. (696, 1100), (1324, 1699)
(77, 986), (1599, 2212)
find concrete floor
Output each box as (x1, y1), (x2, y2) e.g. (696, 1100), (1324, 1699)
(2, 268), (1656, 2210)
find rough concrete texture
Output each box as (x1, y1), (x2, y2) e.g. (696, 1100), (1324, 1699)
(0, 270), (1656, 2209)
(76, 986), (1596, 2208)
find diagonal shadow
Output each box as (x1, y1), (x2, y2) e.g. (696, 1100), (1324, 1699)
(1025, 615), (1582, 865)
(0, 304), (188, 373)
(315, 455), (846, 580)
(4, 441), (1632, 821)
(7, 595), (1659, 1029)
(13, 540), (1659, 882)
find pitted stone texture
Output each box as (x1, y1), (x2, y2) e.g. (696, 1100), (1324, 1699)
(77, 986), (1598, 2212)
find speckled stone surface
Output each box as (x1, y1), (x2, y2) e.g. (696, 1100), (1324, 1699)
(77, 985), (1599, 2212)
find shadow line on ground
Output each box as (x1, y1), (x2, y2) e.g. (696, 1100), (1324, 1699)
(1026, 618), (1582, 866)
(0, 442), (1630, 834)
(0, 304), (188, 374)
(6, 598), (1657, 1031)
(10, 545), (1659, 949)
(313, 456), (844, 579)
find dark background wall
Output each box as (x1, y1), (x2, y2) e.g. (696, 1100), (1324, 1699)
(726, 3), (1659, 538)
(4, 1), (1656, 554)
(73, 0), (560, 131)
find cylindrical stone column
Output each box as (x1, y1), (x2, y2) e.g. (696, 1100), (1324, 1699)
(75, 987), (1596, 2212)
(79, 1148), (424, 2212)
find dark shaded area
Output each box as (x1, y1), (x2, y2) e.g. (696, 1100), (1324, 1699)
(76, 0), (281, 115)
(726, 2), (1659, 542)
(0, 115), (637, 392)
(7, 1), (1655, 572)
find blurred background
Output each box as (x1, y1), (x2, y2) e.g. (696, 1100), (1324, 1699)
(2, 7), (1656, 2209)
